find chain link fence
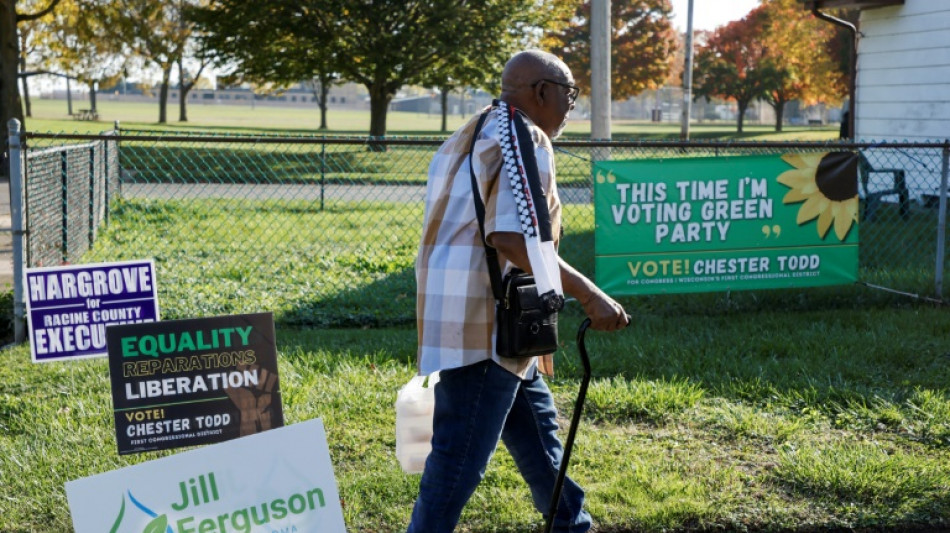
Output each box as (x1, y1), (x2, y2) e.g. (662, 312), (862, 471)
(20, 134), (119, 267)
(12, 128), (950, 328)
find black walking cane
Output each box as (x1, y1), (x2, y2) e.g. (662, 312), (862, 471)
(543, 316), (629, 533)
(542, 318), (593, 533)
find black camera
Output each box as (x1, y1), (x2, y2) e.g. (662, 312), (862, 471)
(538, 290), (565, 314)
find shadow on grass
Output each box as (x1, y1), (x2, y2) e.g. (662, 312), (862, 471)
(281, 267), (416, 330)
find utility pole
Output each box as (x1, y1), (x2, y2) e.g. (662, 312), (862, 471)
(590, 0), (611, 144)
(680, 0), (695, 140)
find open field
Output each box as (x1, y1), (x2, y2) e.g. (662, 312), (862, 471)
(20, 97), (841, 141)
(1, 197), (949, 532)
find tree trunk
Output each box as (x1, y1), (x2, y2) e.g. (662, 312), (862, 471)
(179, 88), (188, 122)
(19, 54), (31, 117)
(367, 83), (392, 150)
(307, 76), (331, 130)
(178, 59), (188, 122)
(772, 99), (785, 132)
(88, 81), (97, 113)
(319, 82), (329, 130)
(66, 77), (73, 115)
(737, 100), (748, 133)
(157, 66), (172, 123)
(440, 88), (448, 132)
(1, 0), (25, 177)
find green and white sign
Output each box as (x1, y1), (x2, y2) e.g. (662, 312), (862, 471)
(594, 153), (859, 295)
(66, 418), (346, 533)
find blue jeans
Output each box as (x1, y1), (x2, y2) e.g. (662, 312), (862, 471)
(407, 359), (592, 533)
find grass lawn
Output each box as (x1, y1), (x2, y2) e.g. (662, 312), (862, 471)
(4, 99), (946, 532)
(20, 97), (841, 141)
(2, 196), (949, 532)
(1, 304), (949, 532)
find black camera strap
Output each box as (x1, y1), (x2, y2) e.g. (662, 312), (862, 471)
(468, 110), (505, 302)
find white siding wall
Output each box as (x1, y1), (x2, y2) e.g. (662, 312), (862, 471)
(856, 1), (950, 141)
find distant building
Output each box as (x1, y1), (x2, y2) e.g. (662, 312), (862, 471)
(49, 82), (369, 111)
(390, 89), (492, 115)
(168, 82), (367, 110)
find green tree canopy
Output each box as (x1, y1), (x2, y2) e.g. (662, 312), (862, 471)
(193, 0), (560, 138)
(190, 2), (340, 129)
(91, 0), (208, 123)
(417, 0), (571, 131)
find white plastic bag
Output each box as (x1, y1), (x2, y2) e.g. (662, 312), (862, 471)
(395, 372), (440, 473)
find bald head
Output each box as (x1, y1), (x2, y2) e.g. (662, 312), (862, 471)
(498, 50), (575, 139)
(501, 50), (570, 95)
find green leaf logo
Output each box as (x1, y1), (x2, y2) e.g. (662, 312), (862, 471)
(143, 514), (168, 533)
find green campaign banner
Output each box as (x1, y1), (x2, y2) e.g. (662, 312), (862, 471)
(594, 153), (859, 295)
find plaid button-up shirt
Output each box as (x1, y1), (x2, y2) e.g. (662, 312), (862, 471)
(415, 109), (562, 378)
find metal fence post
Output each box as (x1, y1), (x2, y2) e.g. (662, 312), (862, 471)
(61, 149), (69, 262)
(89, 144), (96, 248)
(320, 137), (326, 211)
(102, 135), (109, 226)
(935, 140), (949, 296)
(112, 120), (120, 209)
(7, 119), (26, 343)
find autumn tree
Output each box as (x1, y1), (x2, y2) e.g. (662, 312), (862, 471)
(326, 0), (557, 138)
(692, 9), (778, 132)
(15, 0), (52, 117)
(31, 0), (126, 115)
(823, 8), (859, 103)
(1, 0), (61, 178)
(544, 0), (678, 101)
(755, 0), (843, 131)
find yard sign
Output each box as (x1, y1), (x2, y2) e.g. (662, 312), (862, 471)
(25, 259), (160, 363)
(107, 312), (283, 454)
(66, 418), (346, 533)
(594, 153), (859, 295)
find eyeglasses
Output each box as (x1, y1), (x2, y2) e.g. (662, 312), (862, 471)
(532, 79), (580, 104)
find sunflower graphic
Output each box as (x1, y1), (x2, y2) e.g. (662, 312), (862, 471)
(777, 152), (859, 241)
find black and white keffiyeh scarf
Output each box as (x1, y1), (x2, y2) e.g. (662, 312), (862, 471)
(492, 100), (563, 301)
